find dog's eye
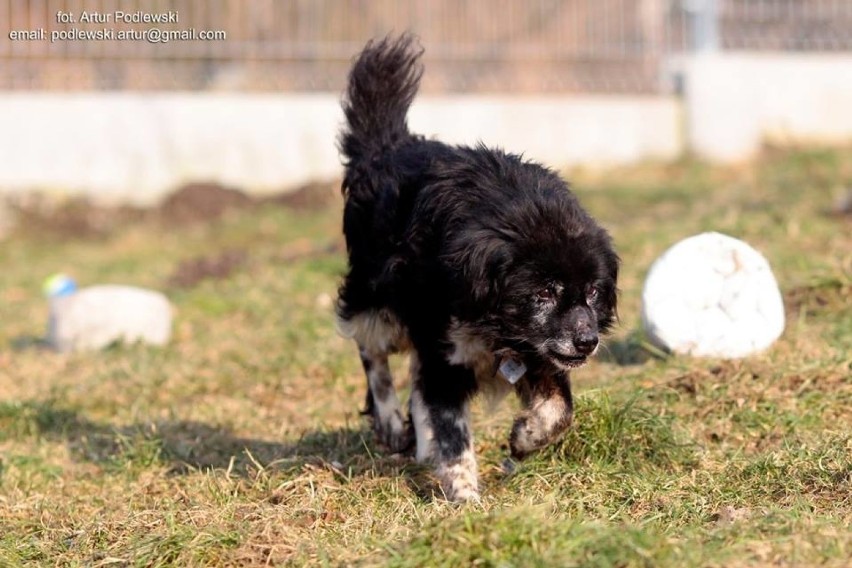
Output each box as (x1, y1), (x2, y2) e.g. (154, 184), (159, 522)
(536, 287), (556, 302)
(586, 286), (599, 304)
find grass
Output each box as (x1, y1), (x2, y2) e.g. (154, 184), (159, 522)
(1, 146), (850, 566)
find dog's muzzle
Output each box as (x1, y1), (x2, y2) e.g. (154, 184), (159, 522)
(547, 333), (598, 369)
(548, 349), (588, 369)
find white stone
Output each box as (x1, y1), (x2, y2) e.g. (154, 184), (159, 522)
(641, 232), (785, 358)
(47, 285), (173, 352)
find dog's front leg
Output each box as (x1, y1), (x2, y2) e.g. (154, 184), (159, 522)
(509, 370), (573, 459)
(409, 350), (479, 502)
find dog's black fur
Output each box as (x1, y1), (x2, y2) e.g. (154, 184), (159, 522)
(336, 35), (619, 501)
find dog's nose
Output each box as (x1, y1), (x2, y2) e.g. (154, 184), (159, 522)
(574, 333), (599, 355)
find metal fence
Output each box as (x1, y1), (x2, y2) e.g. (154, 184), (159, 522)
(2, 0), (851, 93)
(721, 0), (852, 50)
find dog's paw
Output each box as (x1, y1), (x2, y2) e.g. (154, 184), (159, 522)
(445, 483), (481, 503)
(436, 453), (479, 503)
(509, 414), (544, 460)
(373, 410), (414, 454)
(509, 407), (572, 460)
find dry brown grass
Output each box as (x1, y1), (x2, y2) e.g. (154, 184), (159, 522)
(1, 147), (850, 566)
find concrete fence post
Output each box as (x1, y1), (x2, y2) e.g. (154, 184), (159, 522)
(685, 0), (720, 53)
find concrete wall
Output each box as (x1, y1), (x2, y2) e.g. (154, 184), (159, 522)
(0, 93), (681, 204)
(0, 94), (343, 204)
(685, 53), (852, 161)
(2, 53), (851, 203)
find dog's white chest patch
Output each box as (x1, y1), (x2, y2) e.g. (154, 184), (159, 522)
(446, 320), (492, 373)
(498, 356), (527, 385)
(447, 319), (526, 405)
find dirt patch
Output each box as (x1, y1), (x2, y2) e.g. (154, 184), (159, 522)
(259, 180), (340, 211)
(4, 179), (342, 240)
(273, 238), (344, 263)
(784, 279), (850, 317)
(665, 360), (756, 394)
(165, 240), (345, 290)
(168, 249), (249, 289)
(158, 179), (341, 225)
(157, 182), (253, 226)
(7, 194), (146, 239)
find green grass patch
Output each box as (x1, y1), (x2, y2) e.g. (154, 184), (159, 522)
(1, 147), (850, 566)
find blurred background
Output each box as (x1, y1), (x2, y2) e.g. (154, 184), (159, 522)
(1, 5), (850, 563)
(1, 0), (851, 201)
(5, 0), (852, 92)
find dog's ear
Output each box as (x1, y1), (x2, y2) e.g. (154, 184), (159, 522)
(448, 230), (510, 312)
(598, 250), (620, 333)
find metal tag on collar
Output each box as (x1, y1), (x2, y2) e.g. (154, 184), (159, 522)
(498, 355), (527, 384)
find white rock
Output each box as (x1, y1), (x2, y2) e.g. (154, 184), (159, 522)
(47, 285), (173, 352)
(641, 232), (785, 358)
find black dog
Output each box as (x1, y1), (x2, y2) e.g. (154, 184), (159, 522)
(336, 35), (619, 502)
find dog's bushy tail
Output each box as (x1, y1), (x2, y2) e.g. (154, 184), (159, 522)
(339, 34), (423, 174)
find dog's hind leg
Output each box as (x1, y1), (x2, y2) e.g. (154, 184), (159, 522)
(409, 350), (480, 502)
(338, 308), (413, 452)
(359, 347), (412, 452)
(509, 371), (574, 460)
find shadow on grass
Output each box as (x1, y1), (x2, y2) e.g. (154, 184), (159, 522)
(7, 399), (451, 498)
(1, 390), (696, 502)
(0, 399), (414, 481)
(9, 335), (51, 351)
(597, 328), (665, 367)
